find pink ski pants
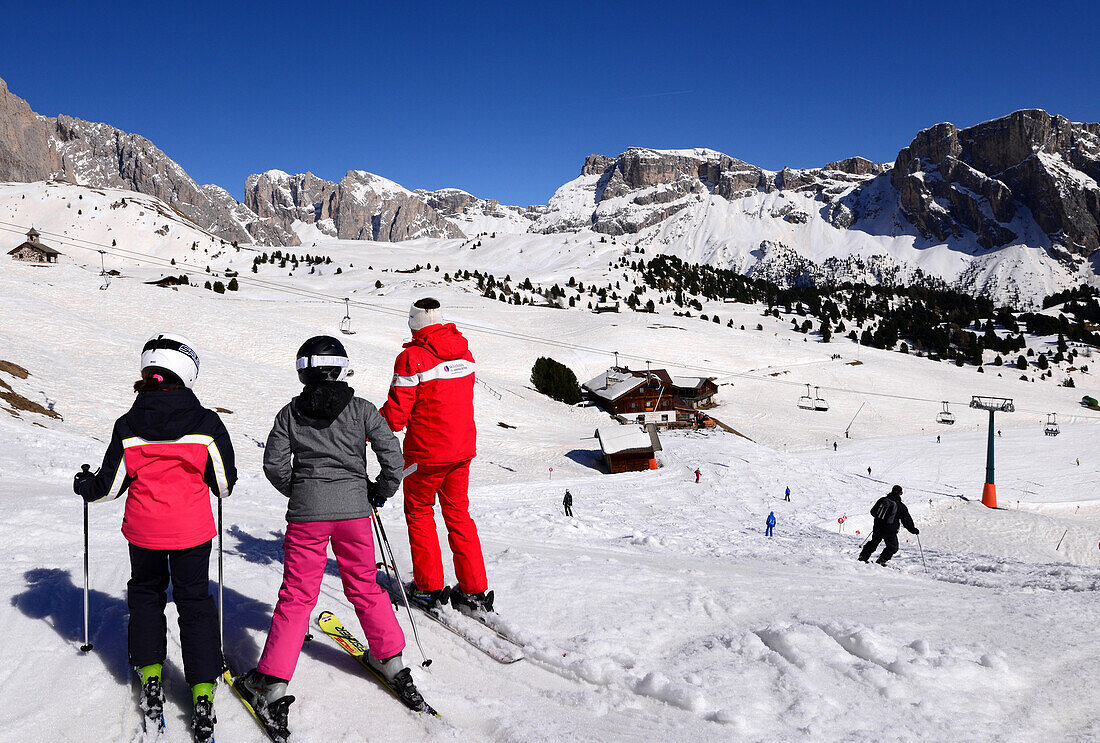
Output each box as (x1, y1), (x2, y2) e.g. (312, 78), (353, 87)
(257, 517), (404, 681)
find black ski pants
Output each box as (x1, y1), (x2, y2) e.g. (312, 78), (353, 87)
(564, 505), (573, 517)
(858, 522), (899, 564)
(128, 540), (221, 685)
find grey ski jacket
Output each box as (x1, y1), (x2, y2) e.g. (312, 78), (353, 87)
(264, 387), (403, 522)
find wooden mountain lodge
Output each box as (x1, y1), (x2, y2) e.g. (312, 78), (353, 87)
(582, 366), (719, 427)
(8, 228), (61, 264)
(594, 425), (662, 473)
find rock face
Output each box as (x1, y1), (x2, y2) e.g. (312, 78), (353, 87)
(244, 170), (463, 242)
(0, 78), (52, 182)
(531, 147), (880, 235)
(890, 110), (1100, 254)
(0, 77), (299, 246)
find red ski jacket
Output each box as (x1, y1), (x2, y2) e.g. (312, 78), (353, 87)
(79, 388), (236, 550)
(380, 323), (476, 465)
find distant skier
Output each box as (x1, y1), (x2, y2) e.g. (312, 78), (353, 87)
(833, 441), (838, 451)
(73, 333), (235, 742)
(784, 486), (791, 502)
(563, 489), (573, 517)
(695, 468), (702, 483)
(867, 466), (872, 476)
(381, 298), (493, 614)
(237, 336), (421, 738)
(937, 435), (941, 444)
(858, 485), (919, 566)
(765, 511), (776, 537)
(1077, 458), (1080, 466)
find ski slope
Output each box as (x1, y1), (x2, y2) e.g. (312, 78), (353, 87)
(1, 234), (1099, 742)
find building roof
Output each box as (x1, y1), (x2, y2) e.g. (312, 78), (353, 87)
(671, 376), (712, 390)
(594, 425), (659, 456)
(582, 370), (647, 402)
(8, 241), (62, 257)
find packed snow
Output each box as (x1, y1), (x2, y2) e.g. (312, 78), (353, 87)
(1, 194), (1099, 743)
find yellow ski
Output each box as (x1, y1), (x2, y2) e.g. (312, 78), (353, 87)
(316, 611), (439, 717)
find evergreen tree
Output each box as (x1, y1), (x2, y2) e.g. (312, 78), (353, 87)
(531, 357), (582, 405)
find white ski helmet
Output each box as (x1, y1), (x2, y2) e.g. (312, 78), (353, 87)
(140, 333), (200, 388)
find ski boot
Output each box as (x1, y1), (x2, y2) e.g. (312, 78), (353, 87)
(366, 653), (432, 713)
(406, 584), (450, 612)
(450, 588), (495, 616)
(191, 682), (216, 743)
(136, 664), (165, 733)
(235, 668), (295, 743)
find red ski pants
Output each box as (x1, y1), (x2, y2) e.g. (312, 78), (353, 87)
(403, 459), (487, 594)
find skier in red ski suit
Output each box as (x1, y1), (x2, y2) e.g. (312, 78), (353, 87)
(381, 298), (493, 613)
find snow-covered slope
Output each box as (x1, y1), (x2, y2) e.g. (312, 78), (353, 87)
(0, 180), (235, 270)
(1, 230), (1099, 741)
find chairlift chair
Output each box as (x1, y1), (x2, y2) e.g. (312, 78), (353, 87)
(797, 383), (815, 410)
(98, 250), (110, 291)
(936, 401), (956, 425)
(813, 386), (829, 412)
(340, 298), (355, 335)
(1044, 412), (1060, 436)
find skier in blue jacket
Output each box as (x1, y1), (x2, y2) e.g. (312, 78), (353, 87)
(765, 511), (776, 537)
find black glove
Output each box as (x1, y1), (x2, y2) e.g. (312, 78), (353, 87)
(73, 464), (95, 498)
(368, 480), (388, 509)
(912, 528), (920, 535)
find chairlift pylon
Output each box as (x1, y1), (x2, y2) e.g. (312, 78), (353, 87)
(936, 401), (956, 425)
(797, 383), (815, 410)
(340, 298), (355, 335)
(1044, 412), (1060, 437)
(813, 386), (829, 412)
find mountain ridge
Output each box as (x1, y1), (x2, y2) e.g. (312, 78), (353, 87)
(3, 76), (1099, 306)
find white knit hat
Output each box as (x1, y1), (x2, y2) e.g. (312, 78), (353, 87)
(409, 298), (443, 332)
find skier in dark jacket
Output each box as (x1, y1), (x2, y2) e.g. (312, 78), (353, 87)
(563, 490), (573, 517)
(858, 485), (918, 565)
(73, 333), (235, 742)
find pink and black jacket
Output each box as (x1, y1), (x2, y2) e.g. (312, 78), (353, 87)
(77, 388), (236, 550)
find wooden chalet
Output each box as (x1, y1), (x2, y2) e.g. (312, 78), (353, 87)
(594, 425), (662, 473)
(582, 367), (719, 426)
(8, 228), (61, 263)
(670, 376), (719, 408)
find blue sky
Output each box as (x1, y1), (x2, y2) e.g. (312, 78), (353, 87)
(2, 1), (1097, 206)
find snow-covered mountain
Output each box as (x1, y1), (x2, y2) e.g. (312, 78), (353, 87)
(4, 73), (1100, 306)
(0, 77), (297, 247)
(243, 169), (463, 242)
(0, 180), (240, 270)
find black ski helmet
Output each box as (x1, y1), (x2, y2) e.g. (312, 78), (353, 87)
(296, 335), (350, 384)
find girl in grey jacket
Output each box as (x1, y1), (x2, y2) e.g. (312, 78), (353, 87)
(235, 336), (426, 738)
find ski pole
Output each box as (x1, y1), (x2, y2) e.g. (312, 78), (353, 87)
(917, 534), (927, 569)
(371, 508), (432, 668)
(217, 497), (224, 652)
(80, 476), (93, 652)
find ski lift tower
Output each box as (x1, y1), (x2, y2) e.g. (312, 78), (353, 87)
(969, 396), (1014, 508)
